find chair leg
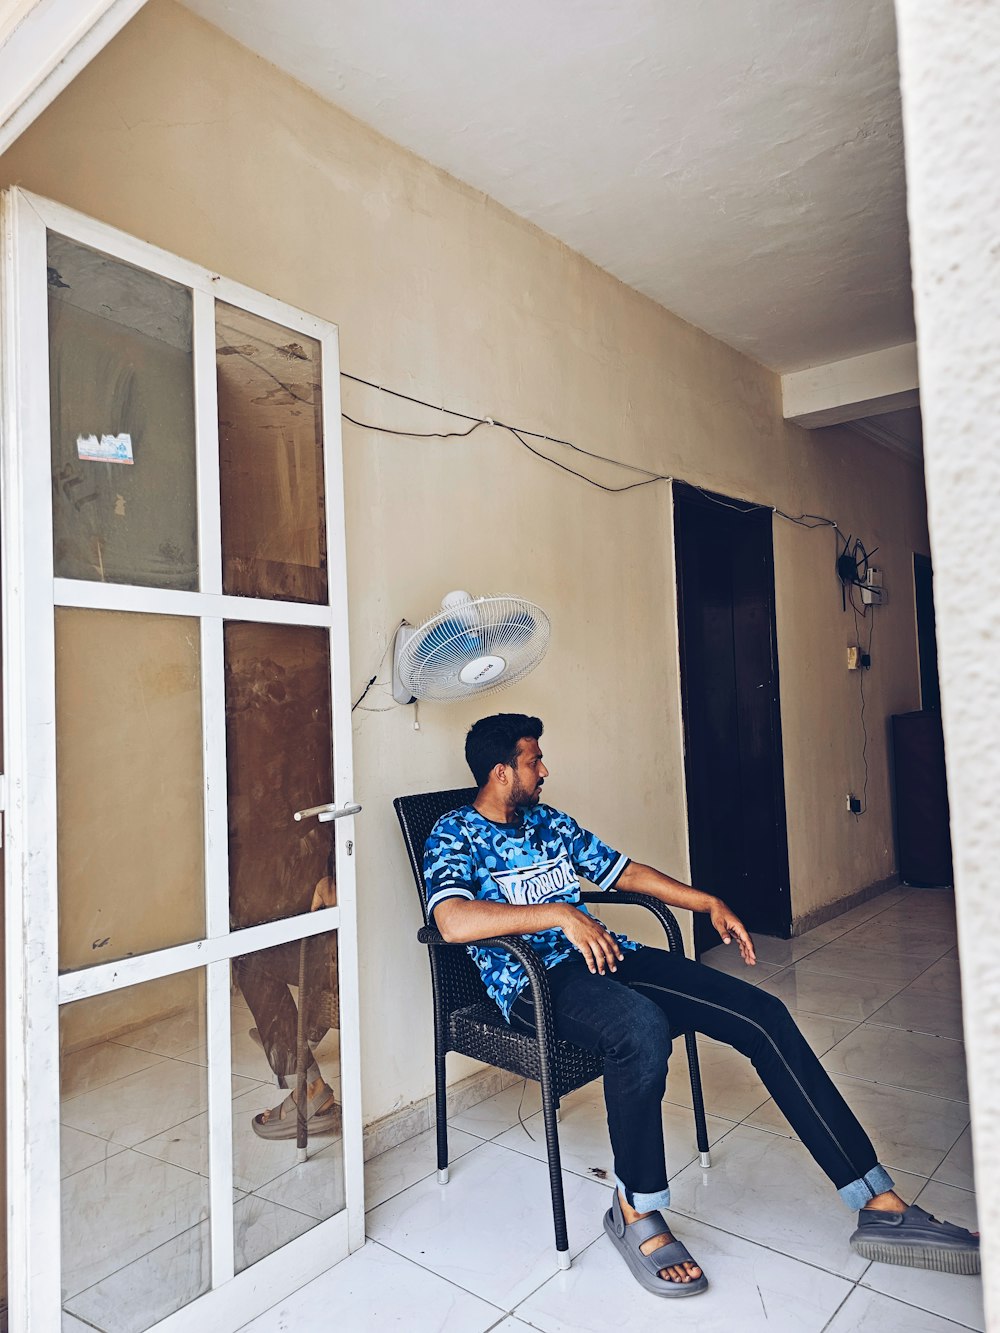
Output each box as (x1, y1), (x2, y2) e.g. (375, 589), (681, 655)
(435, 1050), (450, 1183)
(539, 1074), (570, 1268)
(684, 1030), (712, 1168)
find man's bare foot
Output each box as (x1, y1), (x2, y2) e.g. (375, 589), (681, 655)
(618, 1191), (703, 1284)
(862, 1190), (908, 1213)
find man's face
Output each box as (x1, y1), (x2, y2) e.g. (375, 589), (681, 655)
(509, 737), (549, 806)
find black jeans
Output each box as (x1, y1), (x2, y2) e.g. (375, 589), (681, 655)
(509, 947), (892, 1211)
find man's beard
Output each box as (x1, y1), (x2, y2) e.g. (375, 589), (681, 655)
(512, 776), (543, 807)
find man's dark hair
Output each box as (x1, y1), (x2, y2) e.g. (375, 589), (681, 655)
(465, 713), (543, 789)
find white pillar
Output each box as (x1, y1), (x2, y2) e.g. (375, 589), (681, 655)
(893, 1), (1000, 1319)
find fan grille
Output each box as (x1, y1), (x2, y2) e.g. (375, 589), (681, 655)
(398, 595), (550, 701)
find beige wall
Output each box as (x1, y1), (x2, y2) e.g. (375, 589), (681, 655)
(0, 0), (929, 1127)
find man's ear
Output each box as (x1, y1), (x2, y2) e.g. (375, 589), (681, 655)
(492, 761), (510, 787)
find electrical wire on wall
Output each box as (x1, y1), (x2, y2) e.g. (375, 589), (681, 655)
(339, 370), (848, 531)
(340, 371), (880, 811)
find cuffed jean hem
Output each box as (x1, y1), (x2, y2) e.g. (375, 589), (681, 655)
(838, 1164), (895, 1210)
(616, 1176), (671, 1212)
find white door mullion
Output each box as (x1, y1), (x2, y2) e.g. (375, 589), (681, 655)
(53, 577), (334, 626)
(206, 958), (235, 1286)
(1, 189), (63, 1331)
(58, 907), (341, 1003)
(193, 286), (223, 595)
(320, 326), (364, 1249)
(201, 617), (231, 940)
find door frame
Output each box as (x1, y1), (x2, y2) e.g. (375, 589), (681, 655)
(1, 186), (364, 1330)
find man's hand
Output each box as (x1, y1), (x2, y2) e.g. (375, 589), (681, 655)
(709, 900), (756, 965)
(556, 904), (624, 975)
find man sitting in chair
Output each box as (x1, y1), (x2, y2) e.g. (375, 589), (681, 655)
(423, 713), (978, 1298)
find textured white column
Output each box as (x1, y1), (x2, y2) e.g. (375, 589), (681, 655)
(894, 1), (1000, 1319)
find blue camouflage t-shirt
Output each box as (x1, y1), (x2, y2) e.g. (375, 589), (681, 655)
(423, 802), (640, 1020)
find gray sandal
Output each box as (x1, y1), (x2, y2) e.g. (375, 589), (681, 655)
(604, 1190), (708, 1297)
(251, 1081), (342, 1141)
(851, 1203), (980, 1274)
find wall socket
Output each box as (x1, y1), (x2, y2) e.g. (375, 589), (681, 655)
(846, 794), (862, 813)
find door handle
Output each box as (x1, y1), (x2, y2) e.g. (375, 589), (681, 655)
(293, 801), (363, 823)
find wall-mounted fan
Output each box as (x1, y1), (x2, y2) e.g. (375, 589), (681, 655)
(392, 591), (551, 703)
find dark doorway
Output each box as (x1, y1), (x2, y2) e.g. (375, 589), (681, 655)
(674, 483), (791, 952)
(913, 554), (941, 712)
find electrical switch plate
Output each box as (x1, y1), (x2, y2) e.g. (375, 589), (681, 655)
(847, 646), (860, 670)
(846, 794), (862, 813)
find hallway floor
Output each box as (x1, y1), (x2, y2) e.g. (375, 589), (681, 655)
(238, 885), (980, 1333)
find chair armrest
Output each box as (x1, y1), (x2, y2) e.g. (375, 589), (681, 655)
(416, 927), (558, 1065)
(579, 890), (686, 957)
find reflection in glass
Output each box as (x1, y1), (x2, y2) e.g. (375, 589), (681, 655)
(216, 302), (327, 603)
(224, 621), (333, 929)
(56, 608), (205, 971)
(47, 232), (198, 589)
(59, 973), (209, 1328)
(231, 939), (344, 1272)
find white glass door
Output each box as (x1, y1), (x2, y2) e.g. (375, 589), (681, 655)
(1, 188), (363, 1331)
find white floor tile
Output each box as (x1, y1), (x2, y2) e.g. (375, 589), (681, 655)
(251, 1137), (345, 1222)
(867, 990), (966, 1041)
(744, 1072), (969, 1178)
(61, 1125), (126, 1179)
(836, 917), (956, 961)
(61, 1316), (93, 1332)
(134, 1082), (335, 1195)
(793, 942), (935, 988)
(365, 1124), (482, 1210)
(934, 1127), (976, 1193)
(237, 1240), (502, 1332)
(699, 947), (785, 984)
(61, 1041), (165, 1101)
(515, 1213), (852, 1332)
(234, 1193), (317, 1273)
(111, 1008), (206, 1059)
(60, 1148), (208, 1299)
(666, 1125), (920, 1280)
(64, 1218), (210, 1332)
(490, 1320), (538, 1332)
(64, 1200), (314, 1332)
(861, 1180), (983, 1330)
(785, 1011), (859, 1057)
(757, 967), (909, 1023)
(822, 1025), (968, 1101)
(906, 958), (963, 1000)
(737, 933), (831, 966)
(825, 1286), (975, 1332)
(493, 1077), (736, 1186)
(61, 1057), (261, 1147)
(664, 1037), (771, 1121)
(811, 891), (910, 933)
(366, 1141), (608, 1308)
(448, 1079), (543, 1139)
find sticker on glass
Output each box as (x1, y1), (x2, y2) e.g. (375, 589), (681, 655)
(77, 432), (134, 464)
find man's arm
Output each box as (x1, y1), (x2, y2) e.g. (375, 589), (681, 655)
(614, 861), (756, 965)
(433, 896), (625, 975)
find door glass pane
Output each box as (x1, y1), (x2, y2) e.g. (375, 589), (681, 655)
(60, 973), (210, 1330)
(56, 608), (206, 971)
(47, 233), (198, 590)
(216, 303), (327, 603)
(231, 937), (344, 1271)
(225, 622), (333, 928)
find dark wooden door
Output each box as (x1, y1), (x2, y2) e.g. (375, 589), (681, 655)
(674, 484), (791, 950)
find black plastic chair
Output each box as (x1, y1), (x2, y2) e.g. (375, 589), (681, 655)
(394, 786), (712, 1269)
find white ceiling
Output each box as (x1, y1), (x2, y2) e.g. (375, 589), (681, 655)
(183, 0), (915, 375)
